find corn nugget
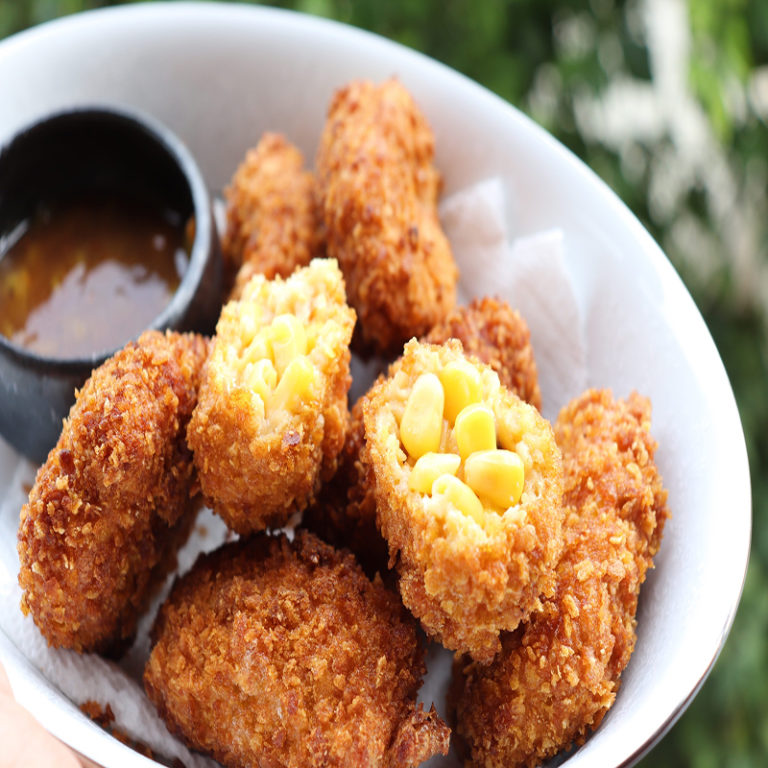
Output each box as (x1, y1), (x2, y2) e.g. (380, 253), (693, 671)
(316, 78), (457, 356)
(188, 258), (355, 534)
(451, 389), (669, 767)
(144, 531), (450, 768)
(223, 132), (324, 298)
(17, 330), (209, 654)
(362, 339), (564, 662)
(303, 297), (543, 576)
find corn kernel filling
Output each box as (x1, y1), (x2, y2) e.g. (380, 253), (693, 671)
(399, 368), (526, 519)
(409, 453), (461, 494)
(239, 312), (316, 415)
(439, 359), (482, 423)
(399, 373), (444, 460)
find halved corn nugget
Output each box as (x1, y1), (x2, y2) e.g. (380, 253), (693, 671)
(302, 297), (543, 577)
(362, 339), (564, 662)
(188, 258), (355, 534)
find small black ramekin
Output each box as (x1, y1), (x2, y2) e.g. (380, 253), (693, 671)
(0, 107), (222, 463)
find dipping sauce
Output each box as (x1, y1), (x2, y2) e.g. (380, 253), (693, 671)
(0, 194), (189, 358)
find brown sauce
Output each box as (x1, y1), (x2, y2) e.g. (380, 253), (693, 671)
(0, 194), (189, 358)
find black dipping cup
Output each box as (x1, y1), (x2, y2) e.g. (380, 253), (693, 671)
(0, 107), (222, 463)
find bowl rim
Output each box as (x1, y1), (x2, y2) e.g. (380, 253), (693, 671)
(0, 102), (214, 369)
(0, 3), (752, 768)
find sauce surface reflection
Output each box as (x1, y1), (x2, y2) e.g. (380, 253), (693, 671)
(0, 194), (189, 358)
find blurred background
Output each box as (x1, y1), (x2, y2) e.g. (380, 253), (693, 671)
(1, 0), (765, 766)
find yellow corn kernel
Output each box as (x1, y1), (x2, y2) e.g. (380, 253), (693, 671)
(247, 391), (266, 421)
(400, 373), (445, 459)
(244, 358), (278, 401)
(439, 360), (482, 424)
(454, 403), (496, 459)
(463, 449), (525, 509)
(432, 474), (484, 524)
(268, 314), (307, 377)
(237, 307), (260, 347)
(242, 323), (271, 363)
(269, 356), (316, 411)
(409, 452), (461, 494)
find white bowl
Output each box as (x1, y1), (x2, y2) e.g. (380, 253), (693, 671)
(0, 4), (750, 768)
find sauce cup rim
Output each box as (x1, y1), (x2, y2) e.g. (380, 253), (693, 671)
(0, 103), (215, 369)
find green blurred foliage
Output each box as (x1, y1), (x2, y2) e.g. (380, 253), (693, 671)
(1, 0), (766, 766)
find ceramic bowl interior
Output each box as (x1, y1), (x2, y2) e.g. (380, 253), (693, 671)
(0, 4), (751, 768)
(0, 105), (221, 462)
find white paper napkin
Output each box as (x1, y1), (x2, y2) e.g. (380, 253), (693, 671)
(440, 177), (587, 420)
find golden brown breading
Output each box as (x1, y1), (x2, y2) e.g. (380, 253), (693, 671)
(451, 389), (669, 767)
(188, 259), (355, 534)
(362, 340), (564, 662)
(316, 78), (458, 356)
(144, 531), (450, 768)
(17, 330), (209, 655)
(300, 392), (388, 577)
(302, 298), (543, 576)
(222, 132), (324, 297)
(425, 296), (541, 410)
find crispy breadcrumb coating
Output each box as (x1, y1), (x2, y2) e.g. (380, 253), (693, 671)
(188, 259), (355, 534)
(223, 132), (324, 298)
(303, 298), (543, 576)
(301, 392), (387, 577)
(316, 78), (458, 356)
(451, 389), (669, 767)
(362, 340), (564, 662)
(144, 531), (450, 768)
(17, 331), (209, 655)
(425, 296), (541, 411)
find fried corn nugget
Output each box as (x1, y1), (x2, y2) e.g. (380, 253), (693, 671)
(425, 296), (541, 411)
(223, 132), (324, 298)
(144, 531), (450, 768)
(451, 389), (669, 768)
(17, 330), (209, 654)
(362, 339), (564, 662)
(303, 298), (543, 576)
(188, 258), (355, 534)
(316, 78), (458, 356)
